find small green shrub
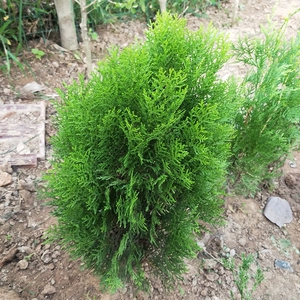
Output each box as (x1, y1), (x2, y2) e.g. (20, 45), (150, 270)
(44, 13), (238, 292)
(230, 15), (300, 195)
(223, 253), (264, 300)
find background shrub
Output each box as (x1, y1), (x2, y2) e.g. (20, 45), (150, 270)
(230, 19), (300, 195)
(44, 13), (238, 292)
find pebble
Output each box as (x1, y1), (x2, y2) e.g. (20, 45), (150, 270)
(18, 179), (36, 192)
(17, 259), (29, 270)
(229, 249), (236, 257)
(201, 287), (208, 296)
(202, 259), (218, 270)
(51, 250), (60, 259)
(41, 250), (52, 264)
(274, 259), (293, 272)
(238, 237), (247, 247)
(19, 190), (32, 203)
(41, 284), (56, 296)
(52, 61), (59, 68)
(0, 171), (13, 187)
(263, 196), (293, 227)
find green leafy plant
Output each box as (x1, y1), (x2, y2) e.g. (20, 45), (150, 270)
(31, 48), (45, 59)
(223, 253), (264, 300)
(43, 13), (239, 292)
(5, 234), (12, 240)
(88, 28), (98, 41)
(0, 15), (24, 73)
(230, 12), (300, 195)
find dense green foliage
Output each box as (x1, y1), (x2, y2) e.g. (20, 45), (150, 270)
(230, 19), (300, 194)
(44, 14), (238, 291)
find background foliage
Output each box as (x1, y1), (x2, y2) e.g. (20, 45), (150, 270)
(230, 19), (300, 195)
(0, 0), (226, 73)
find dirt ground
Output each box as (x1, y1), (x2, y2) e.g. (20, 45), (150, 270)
(1, 0), (300, 299)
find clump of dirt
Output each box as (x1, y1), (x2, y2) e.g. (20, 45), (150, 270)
(1, 1), (300, 299)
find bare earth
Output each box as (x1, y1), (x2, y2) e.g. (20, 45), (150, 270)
(1, 0), (300, 299)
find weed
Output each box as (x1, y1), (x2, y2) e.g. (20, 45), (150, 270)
(223, 253), (264, 300)
(31, 48), (45, 59)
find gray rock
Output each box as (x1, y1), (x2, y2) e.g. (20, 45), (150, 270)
(0, 171), (12, 187)
(274, 259), (293, 272)
(263, 196), (293, 228)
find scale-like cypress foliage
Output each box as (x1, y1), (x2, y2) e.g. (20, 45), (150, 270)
(44, 14), (237, 292)
(230, 18), (300, 195)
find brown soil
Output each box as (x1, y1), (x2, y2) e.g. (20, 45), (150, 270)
(1, 1), (300, 299)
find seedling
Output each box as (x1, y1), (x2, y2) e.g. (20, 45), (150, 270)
(88, 28), (98, 41)
(223, 253), (264, 300)
(31, 48), (45, 59)
(6, 234), (12, 240)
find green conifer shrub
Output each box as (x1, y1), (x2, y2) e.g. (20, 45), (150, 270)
(230, 19), (300, 195)
(44, 14), (238, 292)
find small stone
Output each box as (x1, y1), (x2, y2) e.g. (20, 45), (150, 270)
(50, 278), (56, 285)
(202, 259), (217, 270)
(52, 61), (59, 68)
(51, 251), (60, 259)
(46, 263), (55, 270)
(19, 190), (32, 203)
(18, 179), (36, 192)
(230, 249), (236, 257)
(0, 163), (13, 174)
(0, 171), (12, 187)
(274, 259), (293, 272)
(263, 196), (293, 228)
(18, 246), (34, 255)
(17, 259), (29, 270)
(3, 88), (11, 95)
(206, 274), (215, 281)
(41, 250), (52, 264)
(200, 287), (208, 297)
(238, 238), (247, 247)
(41, 284), (56, 296)
(192, 277), (197, 286)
